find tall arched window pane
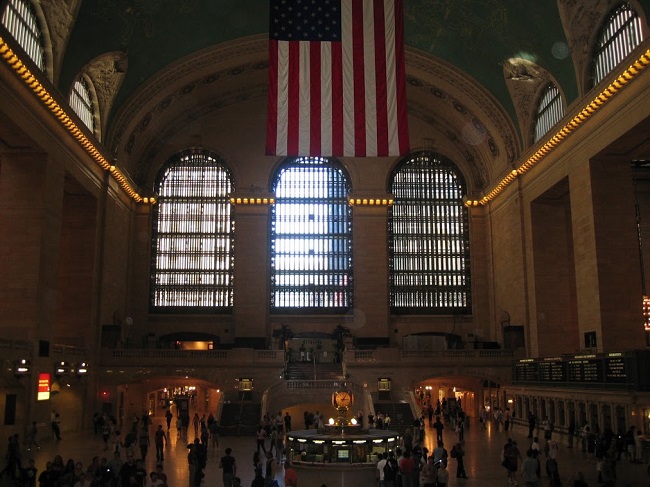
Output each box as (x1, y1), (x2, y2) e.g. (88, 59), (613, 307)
(592, 3), (643, 85)
(533, 84), (564, 143)
(389, 152), (471, 313)
(1, 0), (45, 71)
(70, 77), (95, 133)
(270, 157), (352, 312)
(150, 149), (234, 312)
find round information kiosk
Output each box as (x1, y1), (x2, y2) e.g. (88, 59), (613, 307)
(286, 389), (400, 465)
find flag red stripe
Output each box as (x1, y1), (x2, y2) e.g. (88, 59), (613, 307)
(310, 42), (321, 156)
(394, 0), (409, 154)
(373, 0), (389, 157)
(266, 0), (410, 157)
(352, 0), (366, 157)
(331, 42), (344, 156)
(287, 41), (300, 155)
(266, 40), (279, 155)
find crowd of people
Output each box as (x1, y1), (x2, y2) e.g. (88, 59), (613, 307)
(3, 402), (647, 487)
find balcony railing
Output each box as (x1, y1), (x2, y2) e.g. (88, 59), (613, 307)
(101, 348), (284, 366)
(346, 348), (518, 363)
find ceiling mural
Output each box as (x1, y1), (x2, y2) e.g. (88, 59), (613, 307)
(35, 0), (649, 190)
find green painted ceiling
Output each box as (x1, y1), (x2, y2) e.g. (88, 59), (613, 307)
(58, 1), (647, 131)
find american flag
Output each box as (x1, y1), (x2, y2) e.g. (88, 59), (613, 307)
(266, 0), (410, 157)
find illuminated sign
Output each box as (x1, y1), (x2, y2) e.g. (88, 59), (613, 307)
(37, 373), (50, 401)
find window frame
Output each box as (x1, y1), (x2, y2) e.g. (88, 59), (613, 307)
(533, 83), (564, 144)
(388, 152), (472, 315)
(270, 156), (353, 314)
(591, 2), (644, 86)
(69, 75), (96, 135)
(1, 0), (45, 71)
(149, 149), (235, 314)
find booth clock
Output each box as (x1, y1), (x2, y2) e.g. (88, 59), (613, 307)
(332, 390), (354, 411)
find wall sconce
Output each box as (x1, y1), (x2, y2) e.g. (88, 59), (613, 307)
(14, 359), (31, 378)
(76, 362), (89, 377)
(54, 361), (71, 378)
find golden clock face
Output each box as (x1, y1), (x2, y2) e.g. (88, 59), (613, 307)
(333, 391), (353, 409)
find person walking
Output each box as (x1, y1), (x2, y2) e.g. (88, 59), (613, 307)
(0, 434), (20, 480)
(154, 425), (167, 462)
(26, 421), (40, 451)
(138, 427), (150, 461)
(219, 447), (236, 487)
(433, 417), (444, 444)
(51, 410), (62, 441)
(283, 412), (292, 433)
(435, 462), (449, 487)
(419, 455), (437, 487)
(398, 450), (416, 487)
(503, 439), (522, 486)
(521, 449), (540, 487)
(383, 451), (399, 487)
(527, 411), (536, 438)
(376, 451), (388, 486)
(451, 442), (468, 479)
(256, 426), (267, 453)
(284, 460), (298, 487)
(264, 451), (279, 487)
(165, 410), (173, 431)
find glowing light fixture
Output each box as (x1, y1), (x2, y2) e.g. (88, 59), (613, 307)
(0, 36), (159, 204)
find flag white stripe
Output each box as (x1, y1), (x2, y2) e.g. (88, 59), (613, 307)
(298, 42), (311, 156)
(384, 0), (399, 155)
(363, 1), (378, 156)
(321, 42), (333, 156)
(341, 0), (355, 156)
(276, 41), (290, 156)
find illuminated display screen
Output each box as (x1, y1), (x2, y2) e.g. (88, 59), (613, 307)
(37, 373), (50, 401)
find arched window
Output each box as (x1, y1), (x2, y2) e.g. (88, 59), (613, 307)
(69, 76), (96, 134)
(1, 0), (44, 71)
(389, 152), (471, 313)
(592, 3), (644, 85)
(270, 157), (352, 312)
(150, 149), (234, 312)
(533, 84), (564, 143)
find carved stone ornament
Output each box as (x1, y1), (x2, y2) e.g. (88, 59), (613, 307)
(85, 51), (128, 141)
(502, 58), (551, 148)
(39, 0), (80, 82)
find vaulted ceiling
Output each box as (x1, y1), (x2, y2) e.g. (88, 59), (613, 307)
(20, 0), (650, 192)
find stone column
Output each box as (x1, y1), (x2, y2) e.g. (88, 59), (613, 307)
(570, 160), (646, 351)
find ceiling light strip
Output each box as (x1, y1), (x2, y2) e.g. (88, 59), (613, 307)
(465, 48), (650, 207)
(0, 36), (144, 203)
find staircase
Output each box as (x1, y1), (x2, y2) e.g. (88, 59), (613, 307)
(218, 401), (261, 436)
(373, 392), (416, 435)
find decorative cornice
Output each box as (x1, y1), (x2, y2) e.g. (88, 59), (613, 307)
(108, 35), (268, 157)
(465, 49), (650, 207)
(405, 49), (520, 166)
(0, 36), (146, 204)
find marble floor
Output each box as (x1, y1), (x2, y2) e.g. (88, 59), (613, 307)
(4, 416), (649, 486)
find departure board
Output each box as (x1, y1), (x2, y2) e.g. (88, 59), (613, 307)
(604, 356), (627, 383)
(538, 361), (566, 381)
(513, 351), (649, 390)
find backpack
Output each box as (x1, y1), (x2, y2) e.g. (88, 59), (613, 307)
(450, 447), (457, 459)
(384, 458), (397, 480)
